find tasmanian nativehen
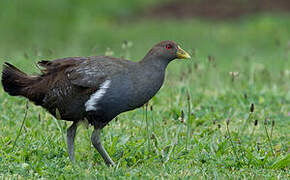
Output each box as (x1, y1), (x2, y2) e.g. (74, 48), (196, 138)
(1, 40), (191, 166)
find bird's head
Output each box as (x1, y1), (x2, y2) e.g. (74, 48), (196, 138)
(143, 40), (191, 63)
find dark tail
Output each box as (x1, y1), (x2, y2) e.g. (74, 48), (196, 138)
(1, 62), (43, 104)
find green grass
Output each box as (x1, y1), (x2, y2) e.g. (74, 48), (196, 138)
(0, 1), (290, 178)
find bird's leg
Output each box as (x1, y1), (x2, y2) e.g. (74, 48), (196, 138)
(91, 128), (115, 166)
(67, 122), (78, 162)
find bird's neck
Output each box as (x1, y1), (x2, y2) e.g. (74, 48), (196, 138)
(139, 55), (169, 72)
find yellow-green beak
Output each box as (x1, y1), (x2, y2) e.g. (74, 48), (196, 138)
(176, 46), (191, 59)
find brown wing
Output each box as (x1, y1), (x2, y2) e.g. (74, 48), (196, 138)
(38, 55), (133, 92)
(37, 57), (86, 75)
(64, 56), (132, 88)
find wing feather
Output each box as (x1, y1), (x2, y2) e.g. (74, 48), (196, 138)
(65, 56), (131, 88)
(38, 56), (132, 88)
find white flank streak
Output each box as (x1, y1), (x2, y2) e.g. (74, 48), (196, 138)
(85, 80), (111, 111)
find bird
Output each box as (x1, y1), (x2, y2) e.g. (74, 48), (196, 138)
(1, 40), (191, 166)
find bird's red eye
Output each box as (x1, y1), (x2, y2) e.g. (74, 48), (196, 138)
(166, 44), (172, 50)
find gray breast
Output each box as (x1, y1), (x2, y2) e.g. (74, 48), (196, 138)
(84, 66), (165, 120)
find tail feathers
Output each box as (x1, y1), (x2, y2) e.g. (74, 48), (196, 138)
(1, 62), (43, 104)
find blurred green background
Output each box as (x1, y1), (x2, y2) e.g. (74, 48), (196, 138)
(0, 0), (289, 79)
(0, 0), (160, 55)
(0, 0), (289, 64)
(0, 0), (289, 179)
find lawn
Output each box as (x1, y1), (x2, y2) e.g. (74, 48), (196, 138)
(0, 1), (289, 179)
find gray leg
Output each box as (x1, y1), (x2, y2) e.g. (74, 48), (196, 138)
(67, 122), (78, 162)
(91, 128), (115, 166)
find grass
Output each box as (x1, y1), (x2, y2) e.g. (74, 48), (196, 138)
(0, 1), (289, 179)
